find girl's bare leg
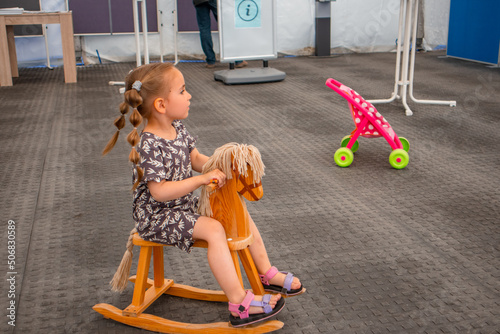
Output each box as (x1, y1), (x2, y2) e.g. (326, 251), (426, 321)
(247, 215), (302, 290)
(192, 216), (281, 315)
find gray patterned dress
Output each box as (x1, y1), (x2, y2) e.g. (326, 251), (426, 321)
(132, 120), (200, 252)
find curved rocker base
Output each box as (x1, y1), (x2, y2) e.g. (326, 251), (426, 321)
(93, 303), (284, 334)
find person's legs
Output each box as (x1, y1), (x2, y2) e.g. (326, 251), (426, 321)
(208, 0), (217, 20)
(195, 3), (216, 65)
(192, 216), (281, 315)
(247, 215), (301, 290)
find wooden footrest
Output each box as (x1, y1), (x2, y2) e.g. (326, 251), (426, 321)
(123, 278), (174, 317)
(129, 276), (228, 302)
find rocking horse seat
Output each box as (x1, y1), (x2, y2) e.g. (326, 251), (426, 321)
(132, 232), (255, 251)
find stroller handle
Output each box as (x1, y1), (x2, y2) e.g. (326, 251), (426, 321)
(326, 78), (342, 88)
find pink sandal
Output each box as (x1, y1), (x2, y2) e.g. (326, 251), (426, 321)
(228, 290), (285, 327)
(260, 266), (303, 296)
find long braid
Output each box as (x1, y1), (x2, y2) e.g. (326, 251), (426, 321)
(104, 86), (144, 292)
(102, 62), (177, 293)
(102, 101), (129, 156)
(124, 88), (144, 190)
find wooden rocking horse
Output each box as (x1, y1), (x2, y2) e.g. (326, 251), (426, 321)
(93, 143), (284, 333)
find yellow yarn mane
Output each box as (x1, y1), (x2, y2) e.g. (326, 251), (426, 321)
(198, 143), (265, 217)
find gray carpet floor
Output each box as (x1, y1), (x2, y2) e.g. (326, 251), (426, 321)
(0, 50), (499, 333)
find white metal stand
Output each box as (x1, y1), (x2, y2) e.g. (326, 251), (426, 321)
(152, 4), (178, 65)
(368, 0), (456, 116)
(133, 0), (149, 66)
(158, 8), (164, 63)
(42, 25), (53, 69)
(42, 3), (53, 69)
(172, 0), (178, 65)
(109, 0), (150, 92)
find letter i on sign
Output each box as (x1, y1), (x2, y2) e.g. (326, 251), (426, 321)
(235, 0), (261, 28)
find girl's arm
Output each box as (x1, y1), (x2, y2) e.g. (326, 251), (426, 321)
(147, 148), (225, 202)
(148, 172), (220, 202)
(190, 148), (209, 173)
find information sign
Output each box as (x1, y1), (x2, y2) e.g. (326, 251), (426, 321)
(218, 0), (277, 62)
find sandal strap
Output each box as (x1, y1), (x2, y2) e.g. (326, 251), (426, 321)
(228, 291), (254, 319)
(260, 267), (296, 294)
(249, 294), (273, 314)
(259, 266), (279, 285)
(282, 272), (294, 294)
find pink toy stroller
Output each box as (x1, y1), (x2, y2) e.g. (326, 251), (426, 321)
(326, 78), (410, 169)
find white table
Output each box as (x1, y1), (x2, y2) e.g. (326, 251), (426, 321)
(368, 0), (456, 116)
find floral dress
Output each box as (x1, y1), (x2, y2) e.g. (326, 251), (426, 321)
(132, 120), (200, 252)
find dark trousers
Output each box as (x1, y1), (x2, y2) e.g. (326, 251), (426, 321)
(195, 0), (217, 64)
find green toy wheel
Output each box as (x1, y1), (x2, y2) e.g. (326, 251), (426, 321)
(334, 147), (354, 167)
(389, 149), (409, 169)
(340, 135), (359, 153)
(399, 137), (410, 152)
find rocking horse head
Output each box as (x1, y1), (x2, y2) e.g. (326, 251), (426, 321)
(198, 143), (265, 238)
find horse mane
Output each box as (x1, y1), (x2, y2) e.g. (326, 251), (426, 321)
(198, 143), (265, 217)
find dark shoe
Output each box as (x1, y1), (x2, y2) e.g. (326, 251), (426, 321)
(206, 63), (215, 68)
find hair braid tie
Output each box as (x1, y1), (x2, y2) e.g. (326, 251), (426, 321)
(132, 80), (142, 92)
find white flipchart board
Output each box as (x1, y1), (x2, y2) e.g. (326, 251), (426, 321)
(217, 0), (278, 63)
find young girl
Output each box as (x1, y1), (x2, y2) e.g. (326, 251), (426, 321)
(103, 62), (302, 327)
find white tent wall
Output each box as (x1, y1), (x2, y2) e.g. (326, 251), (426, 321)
(330, 0), (450, 53)
(14, 0), (450, 65)
(331, 0), (402, 53)
(421, 0), (451, 49)
(276, 0), (315, 55)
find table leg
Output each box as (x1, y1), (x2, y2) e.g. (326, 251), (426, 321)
(60, 12), (77, 83)
(6, 26), (18, 77)
(368, 0), (406, 105)
(0, 16), (14, 87)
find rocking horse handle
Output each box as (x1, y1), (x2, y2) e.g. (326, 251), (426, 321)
(207, 179), (218, 191)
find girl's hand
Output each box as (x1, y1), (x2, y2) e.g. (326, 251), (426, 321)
(205, 169), (226, 189)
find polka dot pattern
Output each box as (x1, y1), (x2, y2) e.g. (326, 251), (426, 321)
(340, 84), (395, 139)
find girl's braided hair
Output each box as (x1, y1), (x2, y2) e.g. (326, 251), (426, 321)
(102, 62), (177, 190)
